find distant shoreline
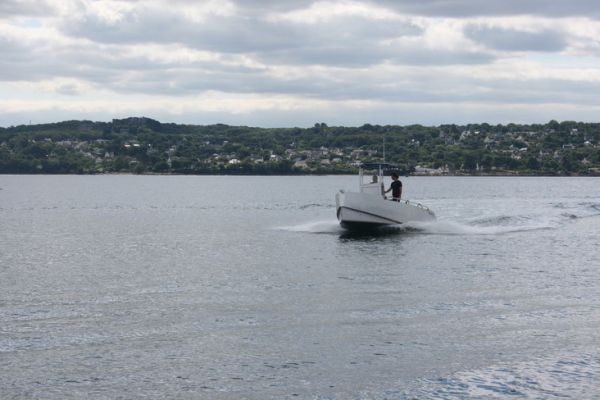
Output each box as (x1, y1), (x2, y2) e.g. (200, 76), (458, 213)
(2, 117), (599, 177)
(2, 172), (599, 177)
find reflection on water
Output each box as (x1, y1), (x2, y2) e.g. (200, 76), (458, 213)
(337, 224), (420, 241)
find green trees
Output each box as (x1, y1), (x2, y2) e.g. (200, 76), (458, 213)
(1, 118), (599, 175)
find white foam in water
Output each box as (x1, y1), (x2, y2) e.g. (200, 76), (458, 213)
(275, 219), (342, 234)
(278, 217), (559, 236)
(408, 352), (600, 399)
(278, 205), (592, 236)
(406, 218), (557, 236)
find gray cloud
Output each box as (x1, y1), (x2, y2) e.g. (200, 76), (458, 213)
(43, 1), (506, 71)
(2, 0), (599, 128)
(9, 0), (599, 21)
(390, 47), (494, 65)
(370, 0), (600, 18)
(259, 44), (493, 68)
(60, 6), (425, 67)
(64, 13), (295, 52)
(98, 61), (600, 107)
(464, 26), (568, 52)
(1, 27), (590, 107)
(211, 0), (315, 14)
(5, 95), (600, 129)
(0, 34), (263, 88)
(0, 0), (54, 17)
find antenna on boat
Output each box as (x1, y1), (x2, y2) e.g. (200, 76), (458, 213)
(383, 135), (386, 163)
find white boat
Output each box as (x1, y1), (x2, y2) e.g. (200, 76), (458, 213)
(336, 163), (435, 229)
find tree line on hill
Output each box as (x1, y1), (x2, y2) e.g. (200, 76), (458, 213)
(1, 117), (599, 175)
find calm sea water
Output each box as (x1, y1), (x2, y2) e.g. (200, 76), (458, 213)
(1, 175), (599, 399)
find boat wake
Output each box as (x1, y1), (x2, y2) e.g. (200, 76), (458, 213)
(275, 219), (343, 234)
(404, 205), (600, 235)
(275, 218), (548, 236)
(406, 351), (600, 399)
(404, 219), (554, 236)
(278, 204), (600, 236)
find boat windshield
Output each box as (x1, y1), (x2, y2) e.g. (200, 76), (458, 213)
(358, 163), (401, 196)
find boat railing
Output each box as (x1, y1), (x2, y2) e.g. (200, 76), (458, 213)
(385, 198), (434, 213)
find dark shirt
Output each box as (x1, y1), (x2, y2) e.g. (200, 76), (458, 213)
(391, 180), (402, 198)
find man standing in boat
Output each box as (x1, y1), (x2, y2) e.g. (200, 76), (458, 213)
(385, 172), (402, 201)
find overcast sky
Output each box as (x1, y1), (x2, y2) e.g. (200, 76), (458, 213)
(2, 0), (600, 127)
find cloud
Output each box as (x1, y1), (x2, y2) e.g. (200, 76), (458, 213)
(370, 0), (600, 18)
(58, 2), (425, 68)
(464, 25), (568, 52)
(0, 0), (55, 18)
(53, 1), (501, 70)
(4, 94), (600, 128)
(1, 0), (599, 128)
(60, 3), (298, 51)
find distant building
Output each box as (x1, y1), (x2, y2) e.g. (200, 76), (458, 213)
(294, 160), (309, 169)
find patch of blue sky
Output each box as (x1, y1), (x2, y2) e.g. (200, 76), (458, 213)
(17, 18), (43, 28)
